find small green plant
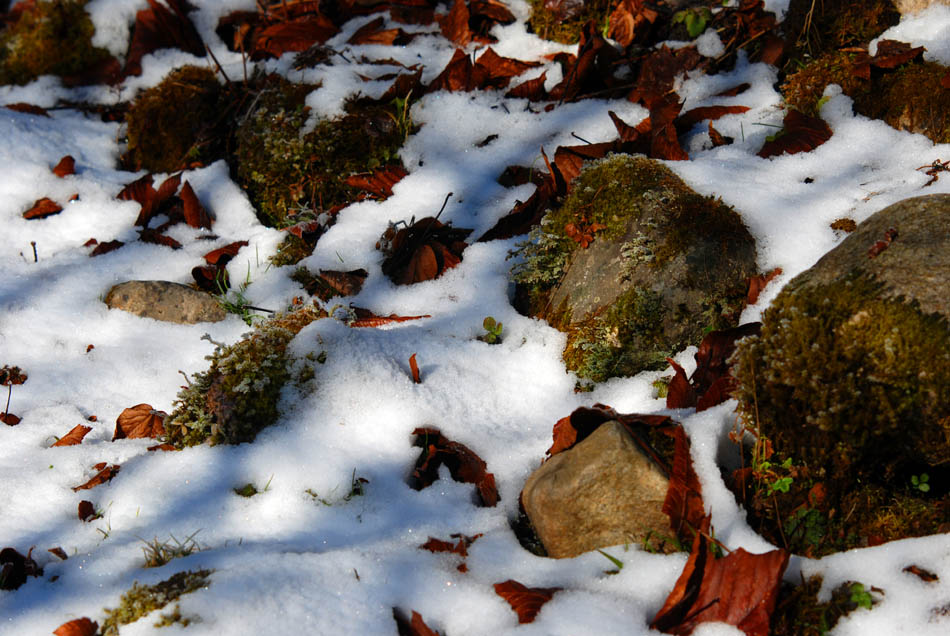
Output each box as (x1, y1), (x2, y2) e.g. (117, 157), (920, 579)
(100, 569), (212, 636)
(911, 473), (930, 493)
(478, 316), (503, 344)
(234, 475), (274, 497)
(215, 263), (272, 326)
(306, 470), (369, 505)
(849, 582), (874, 610)
(597, 549), (624, 574)
(139, 531), (203, 568)
(673, 7), (713, 38)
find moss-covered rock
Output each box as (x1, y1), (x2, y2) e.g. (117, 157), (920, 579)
(101, 569), (212, 636)
(732, 194), (950, 556)
(527, 0), (612, 44)
(122, 65), (225, 173)
(780, 0), (899, 62)
(165, 305), (326, 447)
(0, 0), (113, 86)
(512, 154), (757, 382)
(232, 74), (409, 229)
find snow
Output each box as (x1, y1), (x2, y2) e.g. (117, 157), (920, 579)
(1, 1), (950, 634)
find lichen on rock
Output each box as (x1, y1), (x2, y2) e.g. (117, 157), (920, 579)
(165, 305), (326, 447)
(512, 154), (757, 383)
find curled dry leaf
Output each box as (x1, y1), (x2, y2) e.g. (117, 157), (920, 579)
(180, 180), (212, 229)
(72, 463), (120, 492)
(349, 308), (431, 328)
(408, 427), (499, 506)
(409, 353), (421, 383)
(345, 164), (408, 199)
(757, 110), (832, 158)
(378, 216), (472, 285)
(78, 500), (100, 522)
(903, 565), (939, 582)
(52, 155), (76, 177)
(4, 102), (49, 116)
(53, 617), (99, 636)
(203, 240), (248, 266)
(419, 533), (482, 557)
(125, 0), (205, 77)
(0, 546), (42, 590)
(22, 197), (63, 220)
(89, 240), (124, 256)
(52, 424), (93, 447)
(0, 366), (27, 386)
(113, 403), (167, 440)
(662, 425), (705, 542)
(393, 608), (442, 636)
(48, 547), (68, 560)
(746, 267), (782, 305)
(493, 579), (561, 624)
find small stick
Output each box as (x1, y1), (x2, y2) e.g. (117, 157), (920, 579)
(31, 241), (37, 262)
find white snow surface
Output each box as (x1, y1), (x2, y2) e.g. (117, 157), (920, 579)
(2, 1), (950, 634)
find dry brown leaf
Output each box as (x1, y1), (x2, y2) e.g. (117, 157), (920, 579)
(53, 617), (98, 636)
(493, 580), (560, 623)
(72, 463), (120, 492)
(52, 424), (92, 447)
(113, 404), (167, 440)
(22, 197), (63, 220)
(52, 155), (76, 178)
(180, 181), (212, 229)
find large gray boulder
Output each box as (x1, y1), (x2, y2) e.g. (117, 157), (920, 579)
(521, 420), (670, 558)
(105, 280), (226, 324)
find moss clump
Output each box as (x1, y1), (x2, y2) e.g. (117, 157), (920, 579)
(122, 65), (225, 173)
(165, 305), (326, 447)
(732, 273), (950, 555)
(781, 0), (899, 62)
(513, 154), (756, 382)
(0, 0), (112, 86)
(781, 50), (867, 118)
(100, 569), (212, 636)
(771, 576), (880, 636)
(232, 75), (409, 228)
(527, 0), (612, 44)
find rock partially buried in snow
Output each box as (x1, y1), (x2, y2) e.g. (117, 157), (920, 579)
(512, 154), (757, 382)
(732, 194), (950, 556)
(105, 280), (226, 324)
(894, 0), (950, 14)
(521, 420), (670, 559)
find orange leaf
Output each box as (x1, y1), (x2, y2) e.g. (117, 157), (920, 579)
(48, 546), (68, 560)
(52, 424), (92, 447)
(52, 155), (76, 177)
(345, 165), (408, 199)
(53, 617), (98, 636)
(493, 580), (560, 623)
(651, 517), (789, 636)
(662, 426), (705, 542)
(409, 353), (421, 384)
(22, 197), (63, 220)
(180, 181), (212, 229)
(608, 0), (658, 48)
(438, 0), (472, 47)
(124, 0), (205, 77)
(113, 404), (167, 440)
(393, 608), (442, 636)
(4, 102), (49, 116)
(72, 463), (120, 492)
(349, 308), (431, 328)
(746, 267), (782, 305)
(408, 427), (499, 507)
(419, 533), (481, 557)
(204, 240), (248, 266)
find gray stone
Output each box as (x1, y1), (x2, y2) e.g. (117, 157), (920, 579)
(105, 280), (226, 324)
(521, 420), (670, 559)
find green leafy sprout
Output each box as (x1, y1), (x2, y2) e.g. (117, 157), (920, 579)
(911, 473), (930, 493)
(673, 7), (713, 38)
(478, 316), (503, 344)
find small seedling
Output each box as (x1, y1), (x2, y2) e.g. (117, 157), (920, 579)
(139, 531), (203, 568)
(0, 365), (27, 425)
(849, 582), (874, 610)
(478, 316), (503, 344)
(597, 549), (624, 575)
(234, 475), (274, 497)
(214, 263), (273, 326)
(911, 473), (930, 493)
(673, 7), (712, 38)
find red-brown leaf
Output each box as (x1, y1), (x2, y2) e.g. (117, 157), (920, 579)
(204, 240), (248, 266)
(493, 580), (560, 623)
(53, 155), (76, 177)
(253, 17), (339, 60)
(22, 197), (63, 220)
(349, 308), (432, 327)
(78, 500), (100, 522)
(708, 121), (729, 147)
(675, 105), (750, 133)
(651, 518), (790, 636)
(409, 427), (499, 506)
(125, 0), (205, 77)
(4, 102), (49, 116)
(180, 181), (212, 229)
(1, 413), (21, 426)
(53, 617), (98, 636)
(472, 47), (540, 89)
(52, 424), (92, 447)
(662, 426), (705, 541)
(409, 353), (421, 383)
(48, 547), (68, 560)
(393, 608), (443, 636)
(872, 39), (925, 69)
(666, 357), (697, 410)
(649, 92), (689, 161)
(72, 463), (120, 492)
(345, 165), (408, 199)
(608, 0), (658, 48)
(505, 71), (547, 100)
(746, 267), (782, 305)
(903, 565), (939, 582)
(757, 110), (832, 158)
(0, 547), (42, 590)
(439, 0), (472, 46)
(138, 228), (182, 249)
(90, 240), (124, 256)
(429, 47), (475, 92)
(113, 404), (167, 440)
(348, 17), (412, 45)
(420, 533), (481, 557)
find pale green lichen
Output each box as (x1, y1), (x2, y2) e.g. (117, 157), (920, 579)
(165, 306), (325, 447)
(100, 569), (212, 636)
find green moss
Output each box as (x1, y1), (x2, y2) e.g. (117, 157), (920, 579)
(732, 272), (950, 555)
(0, 0), (112, 86)
(782, 50), (867, 118)
(271, 234), (316, 268)
(781, 0), (899, 62)
(527, 0), (611, 44)
(100, 569), (212, 636)
(232, 75), (409, 228)
(771, 576), (880, 636)
(165, 305), (326, 447)
(123, 65), (224, 173)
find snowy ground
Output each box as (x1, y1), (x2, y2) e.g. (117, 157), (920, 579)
(3, 0), (950, 634)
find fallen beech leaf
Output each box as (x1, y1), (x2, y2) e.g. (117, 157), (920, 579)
(48, 547), (68, 560)
(548, 22), (623, 102)
(89, 240), (124, 256)
(180, 181), (212, 229)
(420, 533), (481, 557)
(348, 16), (412, 45)
(675, 105), (750, 133)
(493, 580), (560, 623)
(53, 617), (98, 636)
(22, 197), (63, 220)
(651, 517), (790, 636)
(52, 424), (92, 447)
(1, 413), (21, 426)
(379, 216), (471, 285)
(627, 45), (701, 109)
(4, 102), (49, 116)
(53, 155), (76, 177)
(649, 92), (689, 161)
(662, 425), (705, 541)
(409, 353), (421, 384)
(345, 164), (408, 199)
(78, 500), (100, 522)
(872, 39), (925, 69)
(113, 403), (167, 440)
(349, 308), (431, 327)
(252, 16), (339, 60)
(715, 83), (750, 97)
(409, 427), (499, 506)
(119, 172), (182, 227)
(708, 121), (729, 147)
(757, 110), (832, 158)
(666, 357), (697, 410)
(204, 240), (248, 266)
(393, 608), (442, 636)
(439, 0), (472, 46)
(547, 404), (672, 457)
(147, 442), (178, 452)
(0, 546), (42, 590)
(125, 0), (206, 77)
(608, 0), (658, 48)
(472, 47), (540, 89)
(746, 267), (782, 305)
(429, 47), (475, 92)
(505, 71), (547, 100)
(903, 565), (938, 582)
(72, 463), (120, 492)
(138, 228), (182, 249)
